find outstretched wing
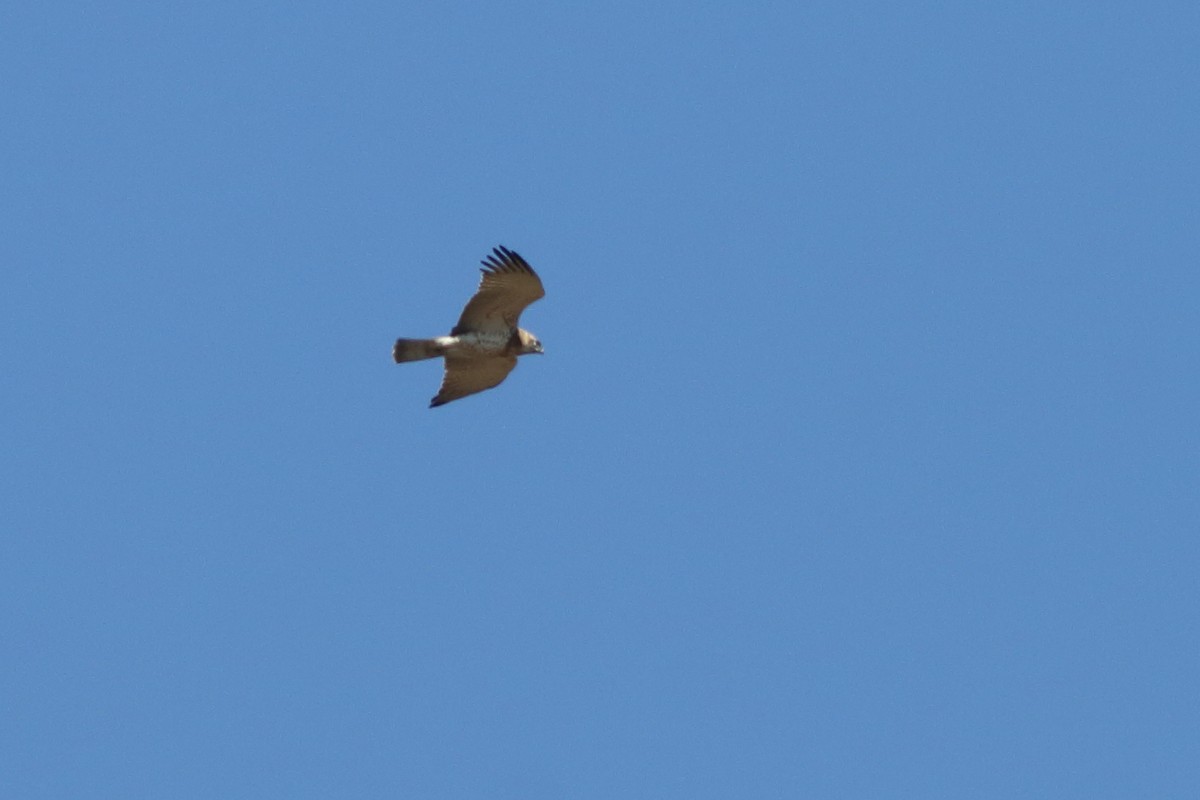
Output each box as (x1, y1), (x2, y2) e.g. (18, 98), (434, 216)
(430, 355), (518, 407)
(451, 246), (545, 335)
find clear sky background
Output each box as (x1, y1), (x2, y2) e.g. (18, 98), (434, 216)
(2, 2), (1197, 797)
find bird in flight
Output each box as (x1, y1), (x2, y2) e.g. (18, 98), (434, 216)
(393, 245), (545, 407)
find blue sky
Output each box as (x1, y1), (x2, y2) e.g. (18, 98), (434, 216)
(2, 2), (1198, 797)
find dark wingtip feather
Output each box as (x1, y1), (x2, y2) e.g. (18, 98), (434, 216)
(480, 244), (531, 275)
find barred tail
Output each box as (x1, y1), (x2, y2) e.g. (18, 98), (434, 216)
(392, 338), (444, 363)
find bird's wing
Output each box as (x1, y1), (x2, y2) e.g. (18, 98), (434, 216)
(451, 246), (545, 335)
(430, 355), (518, 407)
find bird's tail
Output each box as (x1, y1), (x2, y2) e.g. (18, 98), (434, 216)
(392, 338), (444, 363)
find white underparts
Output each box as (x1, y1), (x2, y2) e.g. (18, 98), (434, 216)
(440, 331), (508, 356)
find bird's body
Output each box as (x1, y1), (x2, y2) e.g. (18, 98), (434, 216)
(392, 246), (545, 407)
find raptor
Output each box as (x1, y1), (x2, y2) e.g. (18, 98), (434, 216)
(392, 245), (545, 407)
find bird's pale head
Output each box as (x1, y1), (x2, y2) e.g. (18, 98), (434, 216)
(517, 328), (544, 355)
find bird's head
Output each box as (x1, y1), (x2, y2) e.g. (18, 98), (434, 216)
(517, 328), (544, 355)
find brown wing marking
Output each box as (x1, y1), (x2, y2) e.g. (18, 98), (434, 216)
(451, 246), (545, 335)
(430, 355), (518, 407)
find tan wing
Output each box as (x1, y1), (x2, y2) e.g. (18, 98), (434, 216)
(451, 246), (545, 335)
(430, 355), (518, 407)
